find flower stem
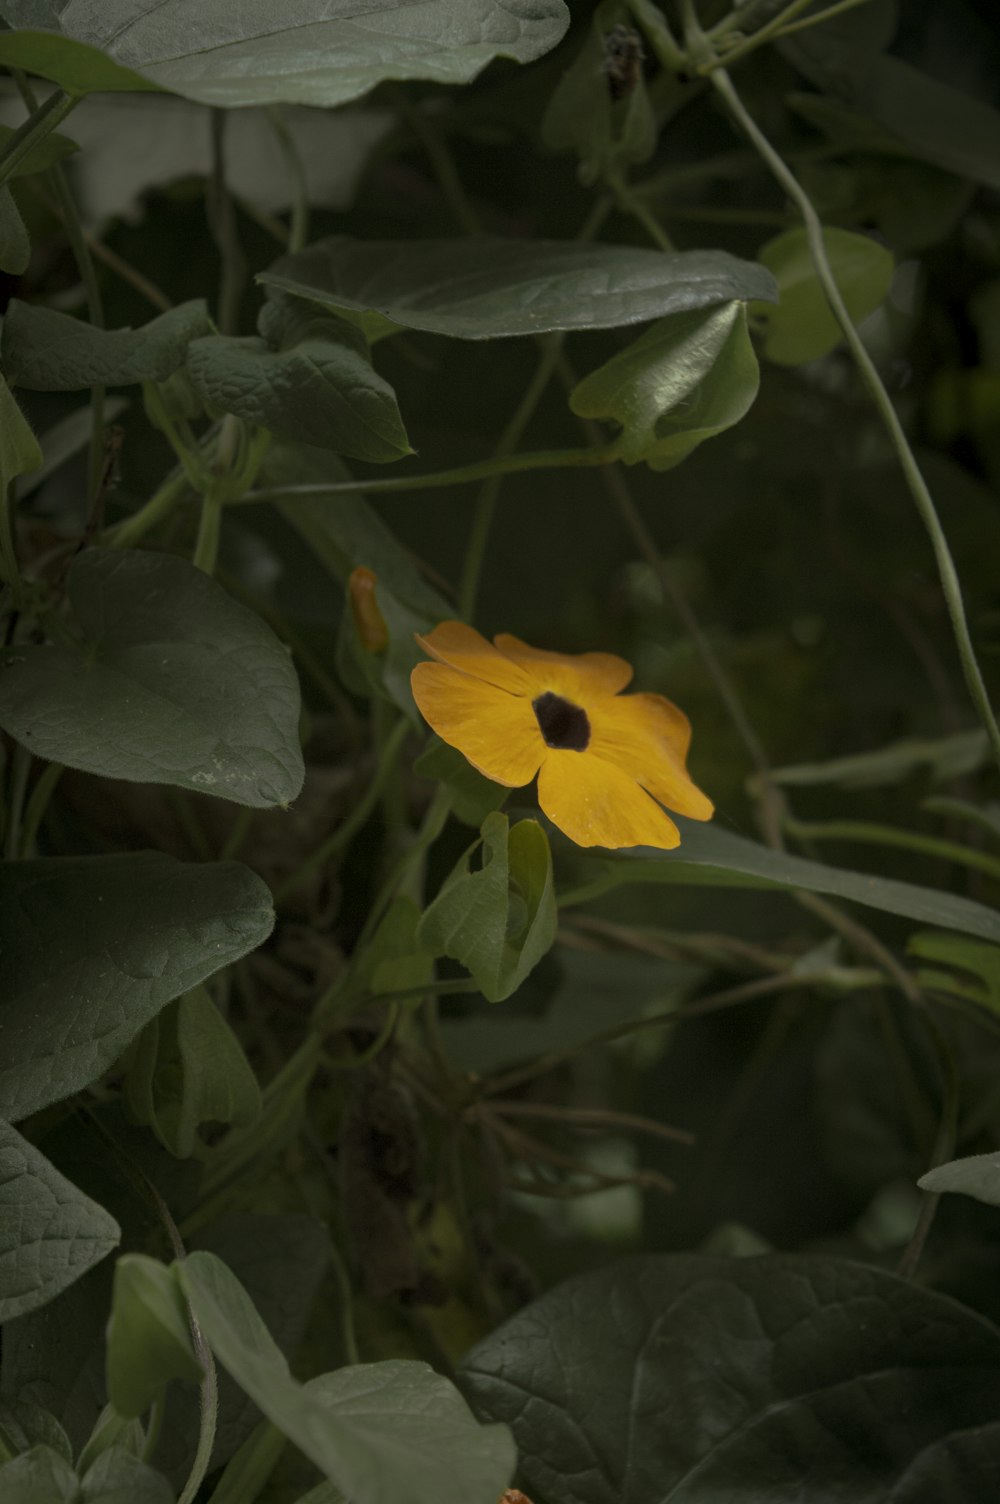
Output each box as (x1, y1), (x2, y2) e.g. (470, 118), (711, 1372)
(710, 65), (1000, 775)
(458, 334), (568, 620)
(104, 466), (190, 550)
(241, 443), (619, 506)
(275, 716), (410, 904)
(0, 86), (76, 186)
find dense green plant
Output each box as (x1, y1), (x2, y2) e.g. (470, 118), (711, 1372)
(2, 0), (1000, 1500)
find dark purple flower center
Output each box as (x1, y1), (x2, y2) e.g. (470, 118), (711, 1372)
(532, 691), (591, 751)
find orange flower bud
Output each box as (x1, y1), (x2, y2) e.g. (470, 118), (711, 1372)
(348, 566), (388, 655)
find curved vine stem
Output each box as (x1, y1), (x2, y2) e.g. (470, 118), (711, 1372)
(709, 65), (1000, 776)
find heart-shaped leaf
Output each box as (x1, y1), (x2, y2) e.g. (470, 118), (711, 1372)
(462, 1253), (1000, 1503)
(418, 812), (557, 1002)
(0, 1120), (120, 1323)
(123, 986), (261, 1160)
(751, 227), (894, 366)
(106, 1255), (203, 1419)
(0, 548), (304, 806)
(0, 1444), (79, 1503)
(0, 851), (273, 1120)
(0, 0), (569, 107)
(177, 1250), (515, 1504)
(2, 299), (213, 390)
(570, 301), (760, 469)
(259, 236), (777, 340)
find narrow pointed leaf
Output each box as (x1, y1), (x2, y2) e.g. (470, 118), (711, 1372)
(584, 817), (1000, 944)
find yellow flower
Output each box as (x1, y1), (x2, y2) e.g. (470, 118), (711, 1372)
(410, 622), (713, 850)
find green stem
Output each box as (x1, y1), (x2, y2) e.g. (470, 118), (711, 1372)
(19, 760), (63, 857)
(142, 383), (212, 492)
(393, 86), (482, 236)
(193, 496), (223, 574)
(4, 744), (31, 861)
(711, 65), (1000, 775)
(208, 110), (247, 336)
(241, 443), (619, 506)
(265, 106), (310, 253)
(104, 466), (191, 550)
(15, 73), (105, 502)
(774, 0), (875, 40)
(276, 716), (410, 904)
(458, 335), (568, 619)
(0, 477), (22, 601)
(701, 0), (819, 70)
(610, 172), (675, 251)
(0, 87), (76, 186)
(783, 815), (1000, 883)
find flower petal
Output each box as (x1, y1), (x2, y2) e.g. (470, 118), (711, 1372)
(411, 662), (542, 787)
(536, 750), (681, 850)
(415, 621), (536, 695)
(587, 691), (714, 820)
(493, 633), (633, 698)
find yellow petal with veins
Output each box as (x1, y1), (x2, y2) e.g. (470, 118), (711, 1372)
(587, 691), (712, 820)
(411, 662), (542, 787)
(415, 622), (536, 696)
(493, 633), (634, 699)
(536, 749), (682, 850)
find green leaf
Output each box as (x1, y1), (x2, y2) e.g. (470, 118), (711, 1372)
(0, 1120), (120, 1322)
(768, 729), (991, 791)
(0, 187), (30, 276)
(542, 3), (656, 187)
(418, 812), (557, 1003)
(0, 547), (304, 806)
(783, 19), (1000, 191)
(751, 227), (894, 365)
(569, 302), (759, 470)
(79, 1446), (175, 1503)
(583, 816), (1000, 945)
(1, 299), (213, 389)
(0, 1), (569, 107)
(76, 1406), (146, 1478)
(262, 442), (450, 619)
(907, 930), (1000, 1014)
(462, 1253), (1000, 1503)
(443, 946), (705, 1074)
(0, 1402), (73, 1465)
(0, 1445), (79, 1503)
(177, 1250), (515, 1504)
(0, 376), (43, 494)
(413, 739), (508, 829)
(185, 310), (412, 463)
(919, 1152), (1000, 1209)
(0, 851), (273, 1120)
(259, 236), (777, 340)
(123, 986), (261, 1160)
(351, 897), (434, 1000)
(106, 1255), (203, 1419)
(0, 120), (78, 177)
